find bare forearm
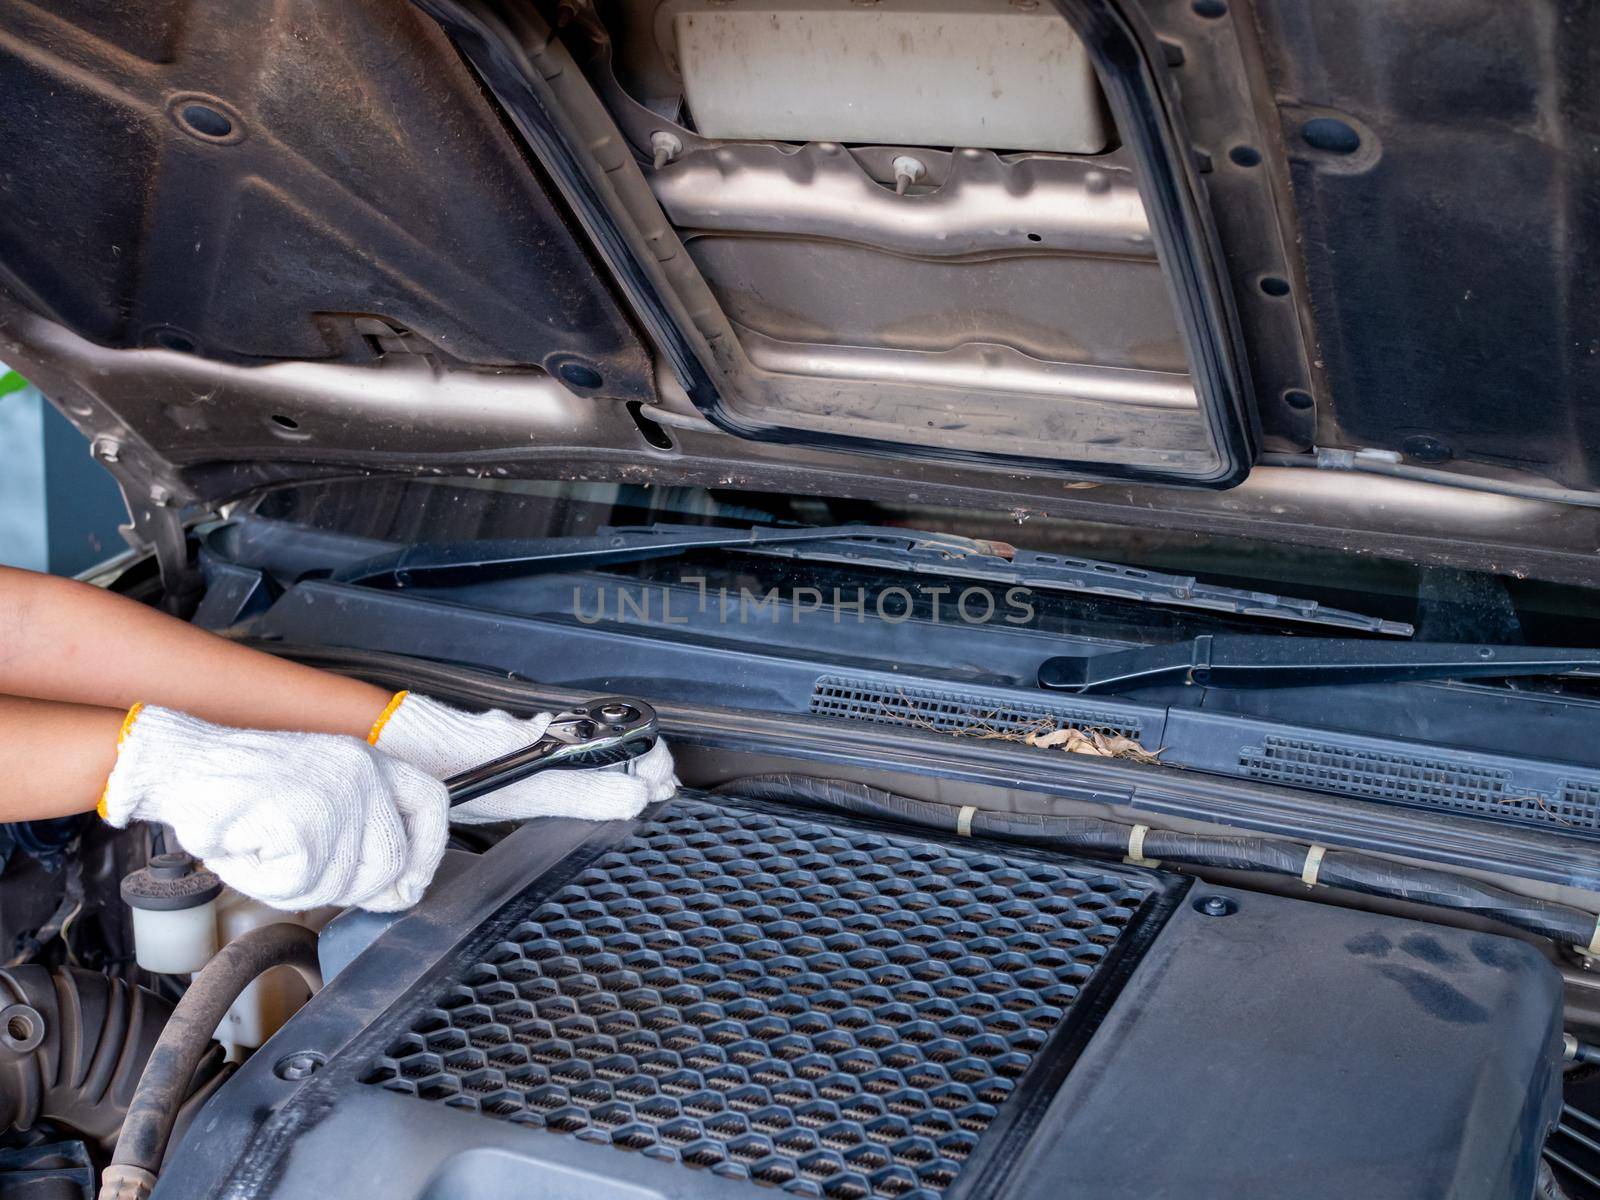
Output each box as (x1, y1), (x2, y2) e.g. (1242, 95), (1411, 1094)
(0, 567), (392, 738)
(0, 696), (124, 818)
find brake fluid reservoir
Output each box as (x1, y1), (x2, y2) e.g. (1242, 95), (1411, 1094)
(120, 852), (222, 974)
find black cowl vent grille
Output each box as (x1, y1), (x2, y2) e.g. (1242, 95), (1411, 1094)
(1553, 782), (1600, 831)
(810, 675), (1144, 741)
(362, 799), (1160, 1199)
(1240, 736), (1510, 809)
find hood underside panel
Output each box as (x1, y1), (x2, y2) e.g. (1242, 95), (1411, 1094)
(0, 0), (656, 393)
(2, 0), (1598, 579)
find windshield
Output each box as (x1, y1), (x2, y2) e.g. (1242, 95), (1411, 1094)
(247, 475), (1600, 648)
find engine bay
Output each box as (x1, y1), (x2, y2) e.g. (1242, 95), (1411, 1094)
(3, 624), (1598, 1200)
(0, 486), (1594, 1199)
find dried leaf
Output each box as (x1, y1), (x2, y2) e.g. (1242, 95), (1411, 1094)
(890, 689), (1167, 765)
(1026, 729), (1077, 749)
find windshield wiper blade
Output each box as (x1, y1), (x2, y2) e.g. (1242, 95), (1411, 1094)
(737, 533), (1412, 636)
(1038, 634), (1600, 693)
(332, 523), (1411, 636)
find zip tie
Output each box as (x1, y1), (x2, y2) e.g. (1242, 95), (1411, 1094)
(1301, 845), (1326, 887)
(1124, 824), (1158, 867)
(1128, 824), (1149, 860)
(956, 807), (976, 838)
(1589, 914), (1600, 958)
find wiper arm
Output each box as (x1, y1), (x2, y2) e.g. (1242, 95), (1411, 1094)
(1038, 634), (1600, 694)
(332, 525), (990, 587)
(333, 523), (1411, 636)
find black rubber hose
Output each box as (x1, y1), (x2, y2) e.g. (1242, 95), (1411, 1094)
(715, 775), (1600, 948)
(103, 924), (320, 1196)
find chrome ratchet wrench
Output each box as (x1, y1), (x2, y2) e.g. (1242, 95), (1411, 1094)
(444, 697), (658, 807)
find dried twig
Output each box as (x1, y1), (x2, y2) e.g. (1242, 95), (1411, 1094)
(1497, 793), (1574, 827)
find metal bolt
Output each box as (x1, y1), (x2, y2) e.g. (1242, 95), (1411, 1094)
(274, 1051), (325, 1081)
(650, 131), (683, 170)
(1196, 895), (1236, 918)
(92, 437), (122, 464)
(891, 155), (926, 196)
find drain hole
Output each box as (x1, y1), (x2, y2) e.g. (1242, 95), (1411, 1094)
(1301, 117), (1361, 155)
(179, 103), (233, 138)
(559, 361), (604, 389)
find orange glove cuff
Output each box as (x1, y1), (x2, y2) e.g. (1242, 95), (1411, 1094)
(96, 702), (146, 820)
(367, 690), (409, 746)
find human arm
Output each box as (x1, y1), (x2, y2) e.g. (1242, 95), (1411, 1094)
(0, 566), (391, 737)
(0, 695), (125, 820)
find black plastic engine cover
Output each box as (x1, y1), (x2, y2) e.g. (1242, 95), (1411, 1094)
(155, 794), (1562, 1200)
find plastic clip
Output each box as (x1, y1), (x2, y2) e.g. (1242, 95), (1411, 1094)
(1301, 845), (1326, 887)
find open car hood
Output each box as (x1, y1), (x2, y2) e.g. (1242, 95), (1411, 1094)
(3, 0), (1598, 592)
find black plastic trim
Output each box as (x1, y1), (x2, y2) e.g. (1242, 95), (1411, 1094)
(167, 795), (1186, 1199)
(943, 866), (1190, 1200)
(262, 642), (1600, 892)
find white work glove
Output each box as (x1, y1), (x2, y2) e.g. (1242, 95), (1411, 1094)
(100, 705), (448, 912)
(371, 692), (677, 825)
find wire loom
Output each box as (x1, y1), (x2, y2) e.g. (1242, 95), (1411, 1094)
(713, 776), (1600, 952)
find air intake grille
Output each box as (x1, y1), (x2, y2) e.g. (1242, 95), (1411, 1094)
(1551, 782), (1600, 831)
(363, 799), (1159, 1199)
(1241, 736), (1511, 812)
(810, 675), (1143, 740)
